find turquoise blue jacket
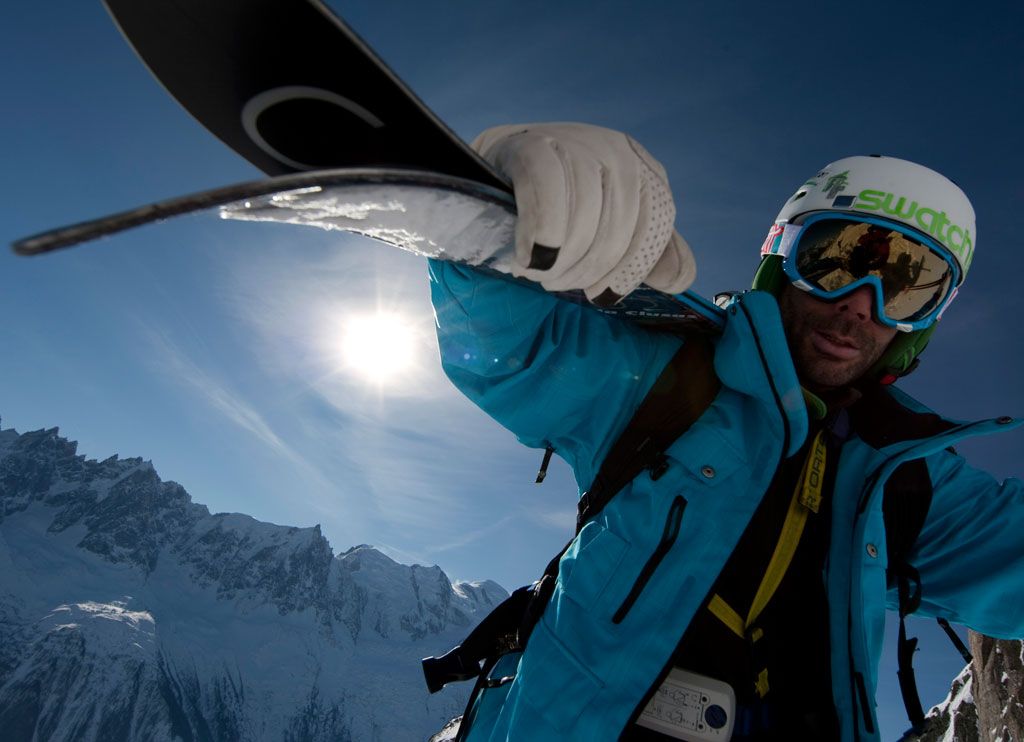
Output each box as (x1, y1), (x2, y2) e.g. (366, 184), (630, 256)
(429, 261), (1024, 742)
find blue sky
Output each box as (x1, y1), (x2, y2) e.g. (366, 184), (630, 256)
(2, 1), (1022, 738)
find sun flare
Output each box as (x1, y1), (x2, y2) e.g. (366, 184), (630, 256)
(340, 312), (417, 383)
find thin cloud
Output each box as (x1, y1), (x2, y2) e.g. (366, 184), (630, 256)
(424, 513), (518, 555)
(142, 326), (308, 472)
(139, 325), (380, 544)
(526, 507), (579, 533)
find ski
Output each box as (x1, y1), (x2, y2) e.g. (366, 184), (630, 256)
(12, 0), (725, 333)
(101, 0), (506, 189)
(12, 168), (724, 334)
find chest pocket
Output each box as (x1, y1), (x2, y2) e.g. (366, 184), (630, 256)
(559, 520), (631, 613)
(661, 420), (749, 492)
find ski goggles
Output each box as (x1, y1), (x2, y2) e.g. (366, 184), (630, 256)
(763, 212), (961, 332)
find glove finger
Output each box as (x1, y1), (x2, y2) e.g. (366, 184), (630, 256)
(470, 124), (531, 159)
(540, 139), (642, 292)
(645, 231), (697, 294)
(583, 160), (677, 305)
(486, 132), (578, 279)
(473, 126), (569, 275)
(527, 138), (605, 288)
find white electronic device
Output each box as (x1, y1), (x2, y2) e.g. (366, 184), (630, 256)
(636, 667), (736, 741)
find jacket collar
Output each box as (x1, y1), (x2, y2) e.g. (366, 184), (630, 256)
(715, 290), (808, 458)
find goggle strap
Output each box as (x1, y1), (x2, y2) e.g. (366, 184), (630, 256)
(935, 285), (958, 322)
(776, 223), (801, 259)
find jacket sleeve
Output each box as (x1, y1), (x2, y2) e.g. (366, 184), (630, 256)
(429, 260), (683, 490)
(903, 449), (1024, 639)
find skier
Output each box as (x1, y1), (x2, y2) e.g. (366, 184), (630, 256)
(426, 123), (1024, 741)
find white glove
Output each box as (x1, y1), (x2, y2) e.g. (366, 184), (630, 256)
(472, 122), (696, 305)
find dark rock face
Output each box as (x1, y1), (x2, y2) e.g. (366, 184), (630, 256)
(970, 634), (1024, 742)
(0, 424), (506, 741)
(910, 633), (1024, 742)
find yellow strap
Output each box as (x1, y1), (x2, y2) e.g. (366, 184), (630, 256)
(747, 430), (826, 627)
(708, 594), (745, 639)
(707, 431), (827, 636)
(755, 668), (770, 699)
(798, 430), (826, 514)
(746, 478), (810, 627)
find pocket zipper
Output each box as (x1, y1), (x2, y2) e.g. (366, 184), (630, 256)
(613, 496), (687, 624)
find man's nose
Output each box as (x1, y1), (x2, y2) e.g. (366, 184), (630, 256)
(836, 286), (874, 322)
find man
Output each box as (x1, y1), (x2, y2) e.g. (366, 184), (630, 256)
(426, 123), (1023, 740)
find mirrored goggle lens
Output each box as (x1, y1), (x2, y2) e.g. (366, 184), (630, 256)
(793, 219), (955, 322)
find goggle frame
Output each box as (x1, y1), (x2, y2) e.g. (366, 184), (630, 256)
(769, 212), (961, 333)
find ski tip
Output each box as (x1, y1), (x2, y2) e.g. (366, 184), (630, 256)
(11, 235), (51, 256)
(11, 228), (86, 256)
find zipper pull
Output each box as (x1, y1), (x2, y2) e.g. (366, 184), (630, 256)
(535, 446), (555, 483)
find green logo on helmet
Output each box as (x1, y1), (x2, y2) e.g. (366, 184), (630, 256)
(823, 171), (849, 199)
(853, 189), (973, 271)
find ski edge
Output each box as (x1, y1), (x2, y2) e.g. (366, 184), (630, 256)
(11, 168), (515, 256)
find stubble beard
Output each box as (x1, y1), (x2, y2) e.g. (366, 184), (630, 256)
(779, 293), (892, 391)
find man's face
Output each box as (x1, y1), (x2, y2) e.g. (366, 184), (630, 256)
(778, 283), (898, 391)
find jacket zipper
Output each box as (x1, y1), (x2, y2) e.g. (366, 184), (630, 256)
(613, 495), (686, 624)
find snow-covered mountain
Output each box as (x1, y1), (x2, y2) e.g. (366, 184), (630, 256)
(915, 664), (979, 741)
(0, 421), (507, 741)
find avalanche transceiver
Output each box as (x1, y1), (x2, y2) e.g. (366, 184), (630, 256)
(636, 668), (736, 741)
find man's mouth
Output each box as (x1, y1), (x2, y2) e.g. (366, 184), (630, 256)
(810, 329), (861, 361)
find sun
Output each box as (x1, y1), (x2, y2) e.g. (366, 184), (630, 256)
(340, 312), (418, 383)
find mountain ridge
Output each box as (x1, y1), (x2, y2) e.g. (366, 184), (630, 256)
(0, 420), (504, 740)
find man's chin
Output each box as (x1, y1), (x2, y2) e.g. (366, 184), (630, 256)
(796, 351), (867, 391)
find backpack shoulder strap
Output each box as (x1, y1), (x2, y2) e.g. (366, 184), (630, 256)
(884, 455), (973, 737)
(577, 333), (720, 529)
(422, 333), (720, 698)
(884, 458), (933, 571)
(885, 458), (932, 733)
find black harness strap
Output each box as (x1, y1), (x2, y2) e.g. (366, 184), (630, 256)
(886, 459), (931, 734)
(896, 563), (925, 732)
(937, 618), (973, 664)
(421, 584), (535, 694)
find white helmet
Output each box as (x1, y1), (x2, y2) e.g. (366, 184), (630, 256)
(764, 154), (976, 279)
(754, 155), (977, 382)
